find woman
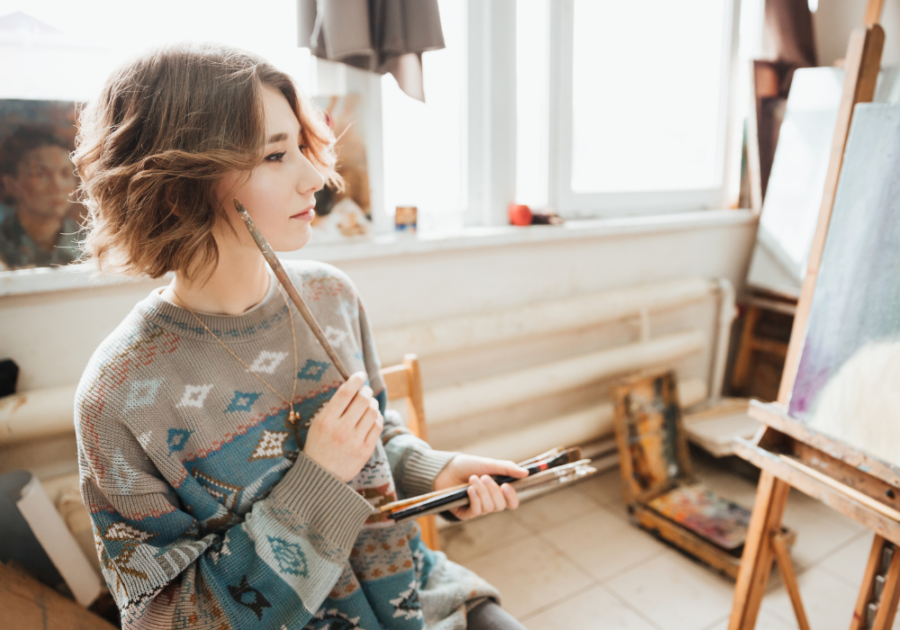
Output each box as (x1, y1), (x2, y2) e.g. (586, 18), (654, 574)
(74, 43), (528, 630)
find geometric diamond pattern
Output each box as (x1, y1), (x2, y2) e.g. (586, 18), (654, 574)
(225, 391), (261, 414)
(297, 359), (329, 382)
(111, 448), (139, 494)
(323, 326), (348, 349)
(177, 384), (214, 408)
(104, 521), (154, 542)
(167, 428), (192, 453)
(247, 350), (288, 375)
(267, 536), (308, 577)
(249, 430), (289, 461)
(124, 378), (164, 411)
(192, 470), (242, 513)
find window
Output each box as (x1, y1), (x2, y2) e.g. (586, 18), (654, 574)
(381, 0), (468, 232)
(535, 0), (739, 217)
(0, 1), (313, 101)
(516, 0), (551, 209)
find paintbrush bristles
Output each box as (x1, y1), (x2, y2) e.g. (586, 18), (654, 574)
(233, 199), (350, 381)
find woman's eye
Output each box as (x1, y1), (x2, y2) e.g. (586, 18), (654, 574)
(299, 144), (308, 152)
(265, 151), (286, 162)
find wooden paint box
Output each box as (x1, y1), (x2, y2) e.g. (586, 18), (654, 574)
(612, 370), (794, 579)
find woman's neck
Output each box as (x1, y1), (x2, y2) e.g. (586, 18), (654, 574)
(165, 245), (271, 316)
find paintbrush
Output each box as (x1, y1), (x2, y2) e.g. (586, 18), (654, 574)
(378, 446), (567, 514)
(233, 199), (349, 381)
(390, 459), (597, 522)
(385, 447), (583, 520)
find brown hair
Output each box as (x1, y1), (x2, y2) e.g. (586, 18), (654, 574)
(74, 42), (340, 280)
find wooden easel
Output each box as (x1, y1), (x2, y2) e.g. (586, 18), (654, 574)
(727, 18), (895, 630)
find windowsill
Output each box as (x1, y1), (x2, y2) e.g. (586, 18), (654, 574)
(0, 208), (756, 297)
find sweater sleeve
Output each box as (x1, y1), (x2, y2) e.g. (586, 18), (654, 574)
(77, 395), (374, 629)
(356, 297), (458, 499)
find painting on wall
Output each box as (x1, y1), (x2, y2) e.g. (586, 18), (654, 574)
(788, 104), (900, 467)
(0, 99), (83, 271)
(310, 94), (373, 241)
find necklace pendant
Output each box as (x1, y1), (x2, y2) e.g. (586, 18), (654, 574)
(288, 410), (299, 425)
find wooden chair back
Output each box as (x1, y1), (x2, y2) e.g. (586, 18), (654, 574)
(381, 354), (441, 551)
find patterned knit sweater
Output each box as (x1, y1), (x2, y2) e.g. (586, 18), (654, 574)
(75, 260), (499, 630)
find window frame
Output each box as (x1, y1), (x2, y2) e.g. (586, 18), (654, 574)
(547, 0), (743, 218)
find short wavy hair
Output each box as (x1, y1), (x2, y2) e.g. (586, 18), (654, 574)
(74, 43), (340, 280)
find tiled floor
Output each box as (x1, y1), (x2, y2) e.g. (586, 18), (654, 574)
(439, 454), (881, 630)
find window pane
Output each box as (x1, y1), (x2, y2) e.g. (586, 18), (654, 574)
(516, 0), (550, 208)
(0, 1), (311, 100)
(571, 0), (729, 193)
(382, 0), (467, 230)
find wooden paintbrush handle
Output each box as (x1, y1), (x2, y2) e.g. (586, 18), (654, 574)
(234, 200), (350, 381)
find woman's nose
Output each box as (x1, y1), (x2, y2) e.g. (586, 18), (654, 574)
(298, 158), (325, 196)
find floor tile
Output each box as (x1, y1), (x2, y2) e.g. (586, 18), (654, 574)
(574, 469), (628, 511)
(700, 609), (794, 630)
(513, 486), (607, 533)
(606, 550), (736, 630)
(761, 564), (859, 630)
(523, 584), (658, 630)
(439, 509), (532, 563)
(542, 508), (668, 582)
(461, 534), (593, 619)
(782, 489), (867, 569)
(819, 531), (875, 586)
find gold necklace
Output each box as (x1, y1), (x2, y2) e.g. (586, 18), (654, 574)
(174, 285), (301, 425)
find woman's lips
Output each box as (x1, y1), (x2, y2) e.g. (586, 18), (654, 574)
(290, 207), (316, 220)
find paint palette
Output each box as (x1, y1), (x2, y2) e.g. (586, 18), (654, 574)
(647, 484), (750, 551)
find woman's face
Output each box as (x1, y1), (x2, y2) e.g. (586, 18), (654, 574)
(215, 86), (324, 253)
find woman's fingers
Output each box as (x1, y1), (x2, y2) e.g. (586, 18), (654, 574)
(482, 475), (507, 511)
(502, 461), (530, 478)
(501, 483), (519, 509)
(473, 475), (496, 513)
(342, 389), (374, 427)
(452, 472), (524, 520)
(325, 372), (367, 418)
(363, 409), (384, 445)
(465, 482), (482, 517)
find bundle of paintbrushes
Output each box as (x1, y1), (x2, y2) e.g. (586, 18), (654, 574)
(381, 447), (597, 522)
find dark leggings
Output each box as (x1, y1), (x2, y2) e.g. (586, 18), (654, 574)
(466, 600), (528, 630)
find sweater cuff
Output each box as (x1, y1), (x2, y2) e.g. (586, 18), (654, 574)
(270, 453), (375, 552)
(402, 448), (459, 497)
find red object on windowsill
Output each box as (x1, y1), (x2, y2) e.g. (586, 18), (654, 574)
(508, 203), (533, 226)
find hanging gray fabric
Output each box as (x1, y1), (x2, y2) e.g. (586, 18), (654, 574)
(297, 0), (445, 102)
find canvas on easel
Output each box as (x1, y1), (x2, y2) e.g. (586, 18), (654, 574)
(727, 18), (900, 630)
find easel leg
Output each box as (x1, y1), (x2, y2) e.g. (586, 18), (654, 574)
(772, 532), (811, 630)
(729, 471), (791, 630)
(851, 536), (900, 630)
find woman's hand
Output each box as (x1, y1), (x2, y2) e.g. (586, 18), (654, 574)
(304, 372), (384, 482)
(433, 454), (529, 520)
